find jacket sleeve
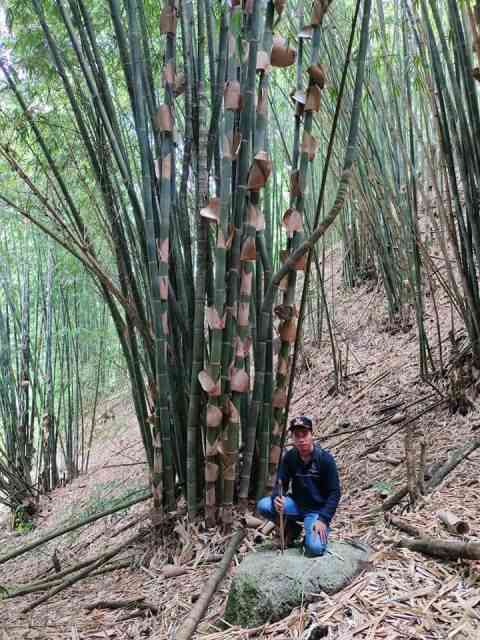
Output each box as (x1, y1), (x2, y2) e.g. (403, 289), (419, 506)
(271, 450), (292, 504)
(317, 452), (341, 526)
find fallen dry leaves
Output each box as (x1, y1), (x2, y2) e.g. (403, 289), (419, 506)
(1, 250), (480, 639)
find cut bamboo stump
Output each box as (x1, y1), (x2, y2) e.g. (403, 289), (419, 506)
(437, 511), (470, 535)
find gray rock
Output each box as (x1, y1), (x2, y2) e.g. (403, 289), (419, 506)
(225, 540), (370, 628)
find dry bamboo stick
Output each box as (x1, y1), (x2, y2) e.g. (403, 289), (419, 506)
(384, 514), (421, 538)
(21, 530), (147, 613)
(278, 481), (285, 554)
(426, 438), (480, 490)
(0, 491), (151, 566)
(172, 529), (245, 640)
(399, 536), (480, 561)
(85, 597), (157, 614)
(4, 559), (133, 599)
(377, 436), (479, 513)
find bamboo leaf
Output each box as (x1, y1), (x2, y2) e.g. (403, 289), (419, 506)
(279, 319), (297, 343)
(160, 6), (177, 34)
(272, 389), (287, 408)
(154, 105), (174, 132)
(271, 36), (296, 68)
(247, 151), (272, 191)
(206, 405), (223, 428)
(200, 198), (221, 223)
(198, 371), (221, 396)
(206, 306), (226, 329)
(230, 368), (249, 392)
(305, 84), (322, 112)
(224, 81), (242, 111)
(282, 208), (303, 235)
(307, 64), (326, 88)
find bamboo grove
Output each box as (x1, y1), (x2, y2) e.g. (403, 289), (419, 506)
(0, 226), (113, 520)
(333, 0), (480, 390)
(3, 0), (480, 526)
(6, 0), (480, 527)
(0, 0), (373, 525)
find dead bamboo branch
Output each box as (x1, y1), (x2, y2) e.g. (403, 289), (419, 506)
(367, 454), (404, 466)
(0, 491), (151, 566)
(417, 435), (427, 495)
(425, 438), (480, 491)
(437, 511), (470, 535)
(404, 423), (418, 506)
(4, 558), (133, 599)
(378, 486), (409, 513)
(376, 436), (479, 513)
(21, 530), (147, 613)
(399, 536), (480, 561)
(384, 514), (421, 538)
(85, 597), (157, 614)
(171, 529), (245, 640)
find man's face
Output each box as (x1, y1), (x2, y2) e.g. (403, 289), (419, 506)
(292, 427), (314, 457)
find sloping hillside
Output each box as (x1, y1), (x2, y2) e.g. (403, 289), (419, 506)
(1, 252), (479, 640)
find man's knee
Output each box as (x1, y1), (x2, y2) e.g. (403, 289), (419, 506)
(304, 538), (327, 557)
(257, 496), (274, 518)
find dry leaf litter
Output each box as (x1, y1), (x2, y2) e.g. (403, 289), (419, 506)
(1, 250), (479, 640)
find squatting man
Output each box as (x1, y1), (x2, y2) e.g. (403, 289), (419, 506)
(257, 415), (341, 556)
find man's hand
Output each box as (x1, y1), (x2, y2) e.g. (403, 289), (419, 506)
(312, 519), (328, 543)
(274, 496), (285, 514)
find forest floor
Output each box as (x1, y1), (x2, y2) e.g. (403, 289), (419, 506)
(1, 251), (480, 640)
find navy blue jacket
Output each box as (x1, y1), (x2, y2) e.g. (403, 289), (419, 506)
(272, 445), (341, 526)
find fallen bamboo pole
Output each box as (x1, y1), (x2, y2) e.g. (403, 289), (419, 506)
(85, 597), (158, 614)
(399, 536), (480, 561)
(4, 559), (133, 599)
(21, 530), (147, 613)
(426, 438), (480, 490)
(376, 436), (480, 513)
(0, 490), (151, 566)
(384, 513), (421, 538)
(172, 529), (245, 640)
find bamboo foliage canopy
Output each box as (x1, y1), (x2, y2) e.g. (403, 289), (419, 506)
(0, 0), (372, 525)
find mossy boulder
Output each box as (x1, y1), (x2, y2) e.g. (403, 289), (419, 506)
(225, 540), (370, 628)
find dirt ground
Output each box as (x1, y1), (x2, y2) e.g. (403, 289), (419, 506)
(1, 252), (479, 640)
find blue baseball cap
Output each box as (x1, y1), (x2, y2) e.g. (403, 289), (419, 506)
(289, 415), (313, 431)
